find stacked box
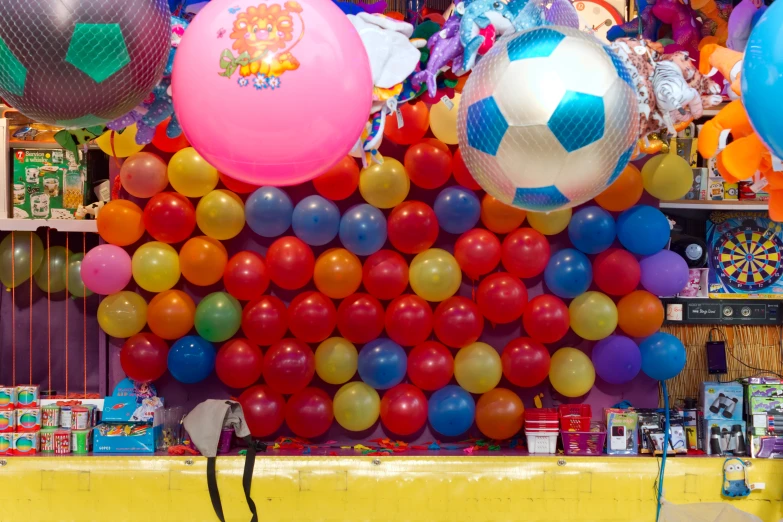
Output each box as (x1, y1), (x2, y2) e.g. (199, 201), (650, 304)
(700, 382), (745, 455)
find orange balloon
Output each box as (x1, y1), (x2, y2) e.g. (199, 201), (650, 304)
(480, 194), (527, 234)
(594, 164), (644, 212)
(476, 388), (525, 440)
(97, 200), (145, 246)
(386, 10), (404, 20)
(179, 236), (228, 286)
(384, 101), (429, 145)
(314, 248), (362, 299)
(151, 118), (190, 153)
(617, 290), (664, 337)
(147, 290), (196, 340)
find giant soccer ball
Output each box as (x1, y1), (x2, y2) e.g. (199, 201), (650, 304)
(0, 0), (171, 128)
(457, 27), (639, 212)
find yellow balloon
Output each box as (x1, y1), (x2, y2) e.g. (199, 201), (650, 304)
(641, 153), (693, 200)
(569, 291), (618, 341)
(98, 291), (148, 338)
(409, 248), (462, 302)
(454, 342), (502, 394)
(429, 92), (460, 144)
(359, 158), (410, 209)
(333, 381), (380, 431)
(95, 125), (145, 158)
(131, 241), (181, 293)
(196, 190), (245, 240)
(527, 208), (572, 236)
(315, 337), (358, 385)
(549, 347), (595, 398)
(168, 147), (219, 197)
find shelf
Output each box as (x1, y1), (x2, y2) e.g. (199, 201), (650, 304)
(0, 218), (97, 233)
(8, 141), (99, 150)
(701, 101), (728, 118)
(660, 200), (769, 211)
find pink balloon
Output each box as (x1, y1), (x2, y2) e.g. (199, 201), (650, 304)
(172, 0), (373, 186)
(81, 245), (132, 295)
(119, 152), (169, 198)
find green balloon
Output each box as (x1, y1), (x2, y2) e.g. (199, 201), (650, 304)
(194, 292), (242, 342)
(66, 252), (93, 298)
(34, 246), (70, 293)
(0, 232), (44, 288)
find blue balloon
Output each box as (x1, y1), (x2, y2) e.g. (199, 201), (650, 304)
(168, 336), (216, 384)
(291, 195), (340, 246)
(339, 204), (387, 256)
(544, 248), (592, 298)
(245, 187), (293, 238)
(357, 338), (406, 390)
(434, 186), (480, 235)
(568, 206), (616, 254)
(639, 332), (686, 381)
(743, 1), (783, 160)
(616, 205), (670, 256)
(428, 385), (475, 437)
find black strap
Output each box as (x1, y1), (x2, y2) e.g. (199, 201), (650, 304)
(207, 457), (225, 522)
(206, 437), (264, 522)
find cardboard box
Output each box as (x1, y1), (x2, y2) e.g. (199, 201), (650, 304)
(12, 431), (38, 455)
(703, 419), (746, 455)
(0, 387), (16, 410)
(93, 396), (163, 454)
(701, 382), (744, 421)
(748, 396), (783, 416)
(11, 148), (85, 219)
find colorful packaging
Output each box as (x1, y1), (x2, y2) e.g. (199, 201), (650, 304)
(703, 419), (747, 456)
(13, 431), (39, 455)
(11, 148), (86, 220)
(84, 404), (97, 428)
(605, 409), (638, 455)
(71, 430), (91, 454)
(0, 410), (15, 433)
(701, 382), (744, 421)
(0, 433), (12, 455)
(16, 385), (39, 408)
(54, 430), (70, 455)
(723, 182), (739, 200)
(70, 406), (89, 430)
(16, 408), (41, 432)
(41, 405), (59, 428)
(60, 406), (72, 429)
(0, 387), (17, 410)
(748, 396), (783, 416)
(40, 428), (56, 453)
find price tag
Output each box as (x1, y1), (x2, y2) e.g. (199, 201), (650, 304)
(441, 95), (454, 111)
(395, 109), (404, 129)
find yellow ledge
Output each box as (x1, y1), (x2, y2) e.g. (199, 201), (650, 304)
(0, 455), (780, 522)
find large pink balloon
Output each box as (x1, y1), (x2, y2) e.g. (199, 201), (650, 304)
(172, 0), (373, 186)
(81, 245), (132, 295)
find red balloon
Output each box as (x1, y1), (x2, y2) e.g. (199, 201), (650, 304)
(142, 192), (196, 244)
(239, 385), (285, 437)
(380, 384), (428, 436)
(337, 293), (385, 344)
(404, 141), (452, 189)
(593, 248), (641, 296)
(285, 387), (334, 439)
(454, 228), (501, 280)
(362, 250), (409, 300)
(263, 338), (315, 395)
(266, 237), (314, 290)
(288, 291), (337, 344)
(476, 273), (528, 324)
(219, 172), (259, 194)
(501, 228), (550, 278)
(385, 294), (433, 346)
(312, 156), (359, 201)
(224, 251), (269, 301)
(215, 338), (263, 389)
(242, 296), (288, 346)
(452, 148), (481, 190)
(387, 201), (439, 254)
(501, 337), (551, 387)
(408, 341), (454, 390)
(522, 294), (569, 344)
(433, 296), (484, 348)
(120, 333), (169, 382)
(152, 119), (190, 153)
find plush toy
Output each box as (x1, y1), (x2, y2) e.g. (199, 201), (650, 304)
(692, 0), (729, 44)
(75, 201), (105, 220)
(652, 0), (702, 56)
(458, 0), (521, 72)
(607, 0), (660, 42)
(727, 0), (765, 51)
(722, 458), (751, 498)
(411, 14), (463, 96)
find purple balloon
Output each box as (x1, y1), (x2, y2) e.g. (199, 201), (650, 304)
(639, 250), (689, 297)
(81, 245), (132, 295)
(592, 335), (641, 384)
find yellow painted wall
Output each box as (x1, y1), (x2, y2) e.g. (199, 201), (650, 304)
(0, 455), (780, 522)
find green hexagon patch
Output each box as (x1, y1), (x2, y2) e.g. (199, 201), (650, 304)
(66, 23), (130, 83)
(0, 36), (27, 96)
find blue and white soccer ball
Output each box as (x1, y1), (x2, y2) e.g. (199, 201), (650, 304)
(456, 26), (640, 212)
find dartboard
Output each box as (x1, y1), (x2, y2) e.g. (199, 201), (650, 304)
(713, 221), (783, 291)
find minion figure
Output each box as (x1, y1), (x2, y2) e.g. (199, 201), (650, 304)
(722, 458), (751, 498)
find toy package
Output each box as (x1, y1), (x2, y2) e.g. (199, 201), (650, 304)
(11, 149), (86, 219)
(93, 396), (163, 453)
(605, 409), (638, 455)
(703, 419), (747, 456)
(701, 381), (744, 421)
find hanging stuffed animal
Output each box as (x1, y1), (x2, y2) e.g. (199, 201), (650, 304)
(727, 0), (765, 51)
(722, 458), (751, 498)
(692, 0), (729, 44)
(651, 0), (702, 56)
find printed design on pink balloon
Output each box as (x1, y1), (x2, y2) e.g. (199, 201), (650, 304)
(219, 1), (305, 91)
